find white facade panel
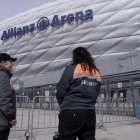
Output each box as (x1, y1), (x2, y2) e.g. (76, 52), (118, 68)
(0, 0), (140, 87)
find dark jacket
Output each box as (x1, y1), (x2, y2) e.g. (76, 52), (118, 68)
(56, 63), (101, 112)
(0, 66), (16, 130)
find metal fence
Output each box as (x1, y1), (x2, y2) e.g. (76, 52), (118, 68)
(12, 95), (139, 139)
(29, 96), (139, 139)
(100, 98), (137, 124)
(30, 96), (59, 139)
(11, 96), (31, 137)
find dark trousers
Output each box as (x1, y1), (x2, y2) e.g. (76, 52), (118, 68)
(58, 110), (96, 140)
(0, 129), (10, 140)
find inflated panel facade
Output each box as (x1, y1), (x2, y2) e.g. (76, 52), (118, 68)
(0, 0), (140, 86)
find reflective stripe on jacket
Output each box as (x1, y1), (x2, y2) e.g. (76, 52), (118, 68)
(56, 63), (101, 112)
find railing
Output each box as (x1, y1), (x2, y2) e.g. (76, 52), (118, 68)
(11, 96), (31, 138)
(12, 96), (139, 140)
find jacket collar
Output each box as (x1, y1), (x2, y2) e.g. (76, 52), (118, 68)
(0, 66), (13, 79)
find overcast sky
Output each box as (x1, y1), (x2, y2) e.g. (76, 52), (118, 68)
(0, 0), (55, 22)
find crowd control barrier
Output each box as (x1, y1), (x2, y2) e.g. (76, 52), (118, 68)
(11, 96), (31, 139)
(30, 96), (59, 139)
(12, 95), (139, 140)
(100, 98), (138, 124)
(29, 96), (139, 139)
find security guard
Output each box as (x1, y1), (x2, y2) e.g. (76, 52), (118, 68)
(0, 53), (17, 140)
(57, 47), (101, 140)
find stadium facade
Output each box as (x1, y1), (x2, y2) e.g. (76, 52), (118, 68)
(0, 0), (140, 98)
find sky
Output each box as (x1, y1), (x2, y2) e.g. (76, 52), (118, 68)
(0, 0), (56, 22)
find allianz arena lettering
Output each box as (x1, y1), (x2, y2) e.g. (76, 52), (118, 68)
(1, 9), (93, 40)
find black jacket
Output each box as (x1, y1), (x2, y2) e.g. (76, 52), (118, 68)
(56, 63), (101, 112)
(0, 66), (16, 130)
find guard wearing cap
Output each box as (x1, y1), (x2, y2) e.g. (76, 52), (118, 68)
(0, 53), (17, 140)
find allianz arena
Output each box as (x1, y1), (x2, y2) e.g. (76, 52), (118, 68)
(0, 0), (140, 99)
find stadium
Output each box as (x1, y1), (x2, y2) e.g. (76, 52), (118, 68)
(0, 0), (140, 99)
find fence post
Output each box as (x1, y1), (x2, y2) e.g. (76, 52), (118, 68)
(97, 98), (107, 130)
(30, 97), (36, 140)
(130, 79), (136, 116)
(27, 96), (31, 139)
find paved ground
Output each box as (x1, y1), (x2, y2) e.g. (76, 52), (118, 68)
(9, 120), (140, 140)
(8, 108), (140, 140)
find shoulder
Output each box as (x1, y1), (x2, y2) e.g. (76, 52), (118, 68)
(66, 63), (76, 68)
(65, 63), (77, 72)
(0, 71), (9, 81)
(62, 64), (77, 76)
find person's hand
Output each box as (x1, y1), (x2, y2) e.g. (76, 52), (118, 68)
(9, 119), (17, 126)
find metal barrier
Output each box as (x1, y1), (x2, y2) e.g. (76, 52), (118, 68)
(11, 95), (139, 139)
(30, 96), (59, 139)
(101, 98), (137, 124)
(11, 96), (31, 138)
(93, 97), (138, 130)
(29, 96), (138, 139)
(96, 98), (107, 130)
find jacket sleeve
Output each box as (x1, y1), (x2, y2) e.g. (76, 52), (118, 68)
(0, 73), (16, 122)
(56, 65), (74, 105)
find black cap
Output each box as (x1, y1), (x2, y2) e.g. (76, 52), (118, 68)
(0, 53), (17, 62)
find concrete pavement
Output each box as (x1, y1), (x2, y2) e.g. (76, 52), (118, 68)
(9, 120), (140, 140)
